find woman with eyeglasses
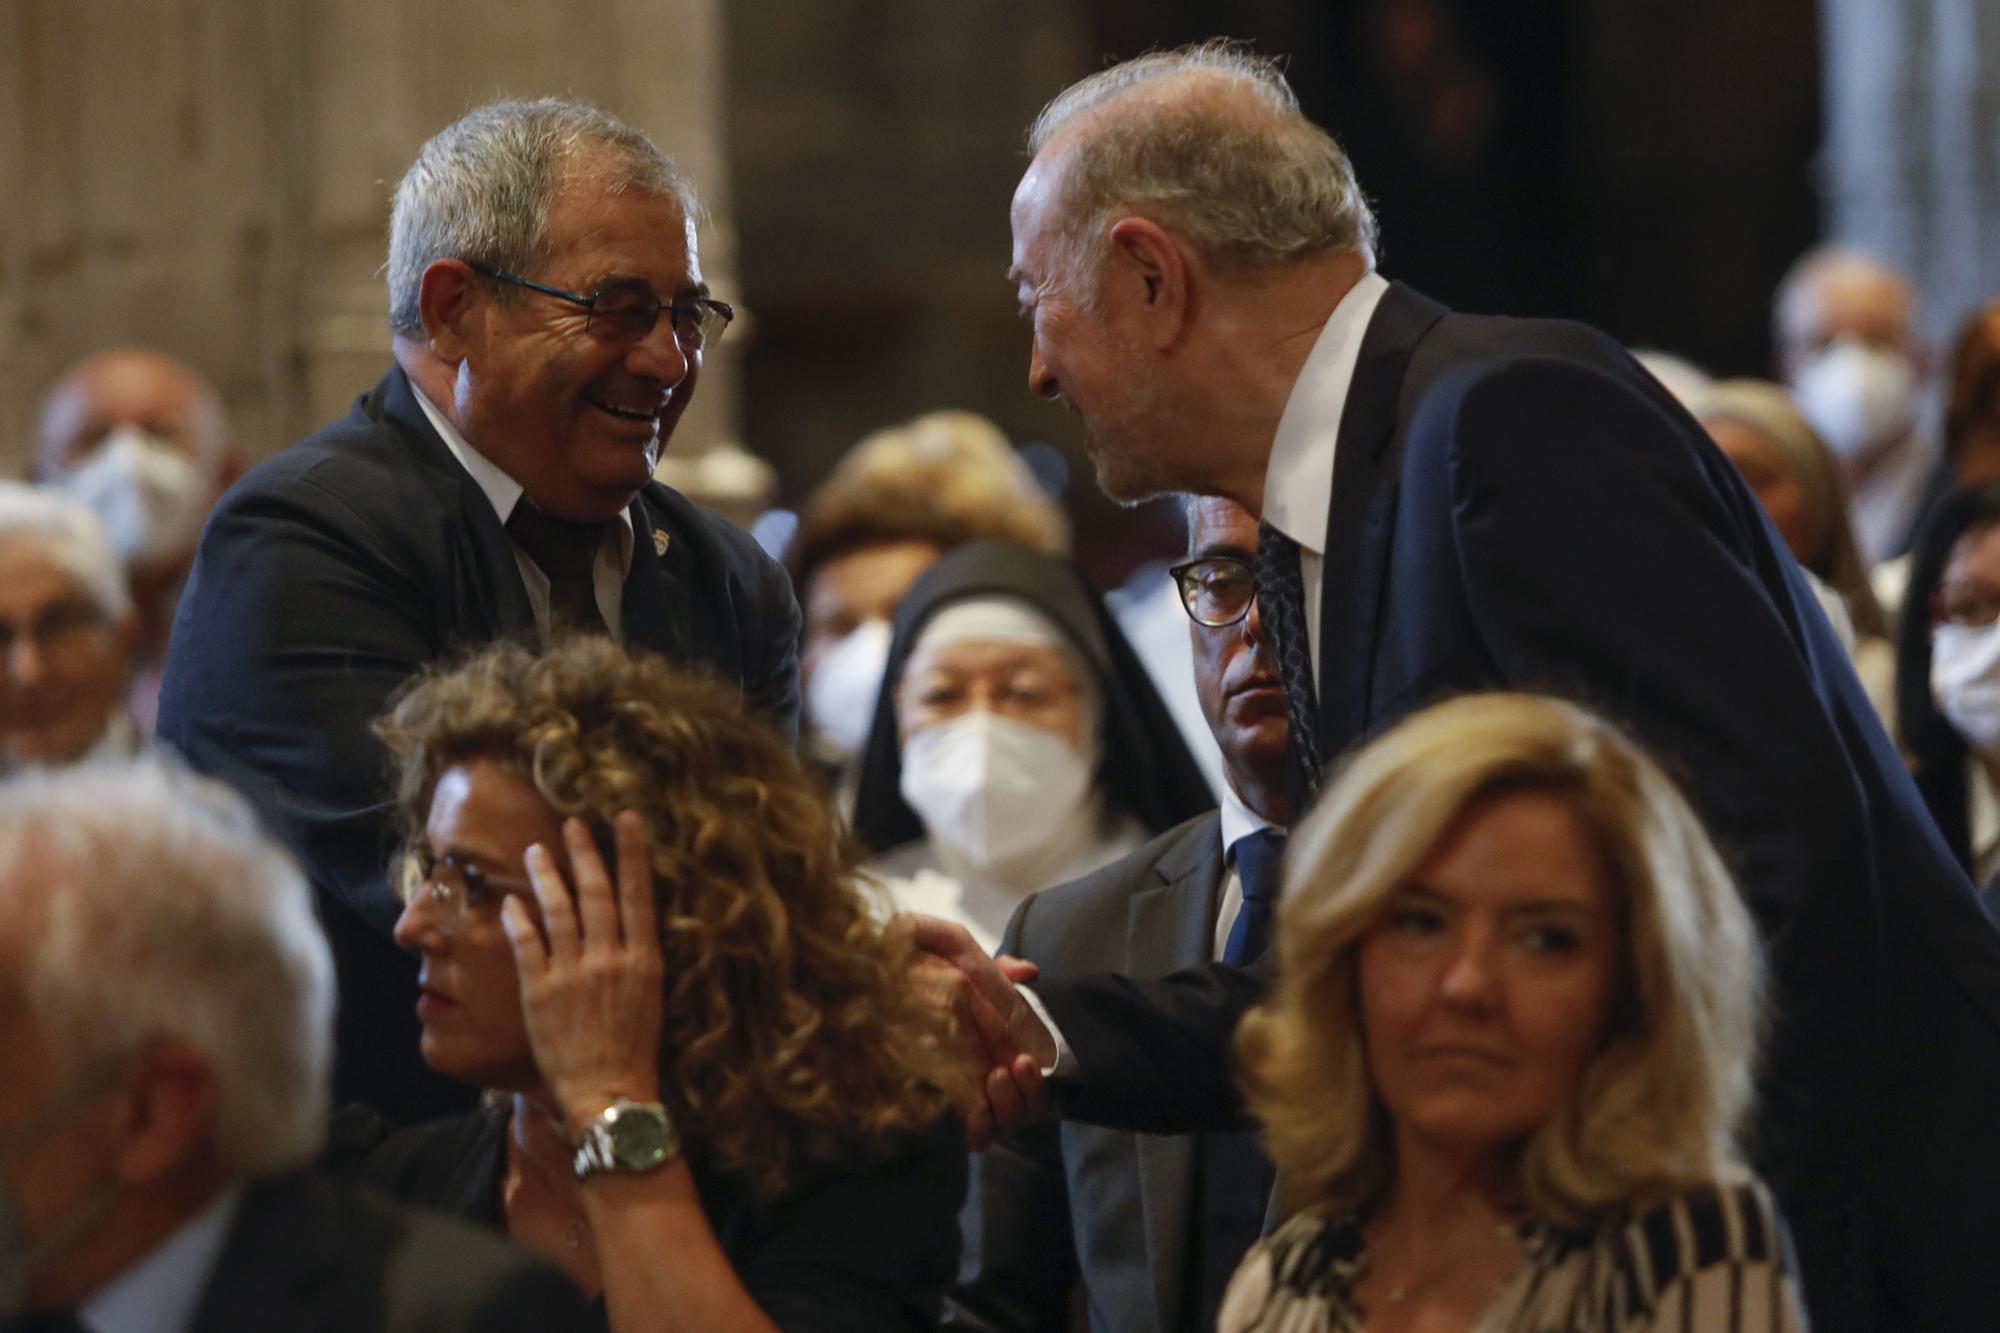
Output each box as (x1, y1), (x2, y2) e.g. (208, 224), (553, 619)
(1218, 692), (1806, 1332)
(1897, 481), (2000, 914)
(850, 539), (1214, 951)
(320, 635), (969, 1332)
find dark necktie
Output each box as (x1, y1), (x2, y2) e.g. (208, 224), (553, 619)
(505, 502), (612, 634)
(1252, 521), (1325, 800)
(1223, 827), (1286, 966)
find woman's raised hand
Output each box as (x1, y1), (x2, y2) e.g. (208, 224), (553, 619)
(502, 810), (667, 1128)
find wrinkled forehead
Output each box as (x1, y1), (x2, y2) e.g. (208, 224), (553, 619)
(1187, 495), (1260, 553)
(542, 166), (703, 290)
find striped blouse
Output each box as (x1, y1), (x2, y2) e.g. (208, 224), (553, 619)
(1217, 1180), (1809, 1332)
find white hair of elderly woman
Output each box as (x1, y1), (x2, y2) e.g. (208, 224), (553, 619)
(0, 757), (333, 1175)
(0, 483), (130, 620)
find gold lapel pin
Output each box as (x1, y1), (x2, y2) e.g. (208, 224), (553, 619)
(653, 528), (671, 557)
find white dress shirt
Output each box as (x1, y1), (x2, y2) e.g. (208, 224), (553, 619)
(1210, 777), (1279, 962)
(1259, 269), (1390, 680)
(78, 1186), (242, 1333)
(411, 387), (636, 637)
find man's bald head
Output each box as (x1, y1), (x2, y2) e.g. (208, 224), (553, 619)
(1022, 42), (1376, 287)
(35, 349), (230, 482)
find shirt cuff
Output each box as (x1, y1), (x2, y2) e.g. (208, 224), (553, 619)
(1017, 984), (1079, 1079)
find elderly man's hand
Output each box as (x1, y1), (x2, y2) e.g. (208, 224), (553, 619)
(896, 913), (1057, 1149)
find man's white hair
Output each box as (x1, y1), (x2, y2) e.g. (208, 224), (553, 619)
(1028, 41), (1377, 280)
(0, 758), (334, 1175)
(387, 96), (698, 338)
(0, 483), (130, 620)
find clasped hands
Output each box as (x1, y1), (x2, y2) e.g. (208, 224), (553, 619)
(896, 914), (1060, 1150)
(500, 810), (667, 1132)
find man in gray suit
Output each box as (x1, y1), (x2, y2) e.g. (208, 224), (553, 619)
(947, 496), (1288, 1333)
(0, 759), (586, 1330)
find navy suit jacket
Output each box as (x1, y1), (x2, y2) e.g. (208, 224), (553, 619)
(1033, 282), (2000, 1332)
(950, 812), (1267, 1333)
(157, 366), (800, 1121)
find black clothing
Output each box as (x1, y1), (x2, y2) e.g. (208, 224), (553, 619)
(321, 1102), (966, 1333)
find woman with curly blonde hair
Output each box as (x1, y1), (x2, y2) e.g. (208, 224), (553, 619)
(322, 634), (968, 1333)
(1219, 693), (1808, 1332)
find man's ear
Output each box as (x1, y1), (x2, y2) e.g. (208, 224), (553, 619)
(1107, 217), (1191, 351)
(416, 259), (484, 364)
(107, 1044), (218, 1188)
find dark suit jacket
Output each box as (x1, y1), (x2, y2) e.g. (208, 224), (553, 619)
(156, 367), (801, 1122)
(187, 1171), (589, 1331)
(1033, 282), (2000, 1332)
(949, 812), (1266, 1333)
(320, 1103), (967, 1333)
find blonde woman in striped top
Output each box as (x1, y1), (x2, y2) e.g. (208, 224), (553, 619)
(1220, 693), (1808, 1332)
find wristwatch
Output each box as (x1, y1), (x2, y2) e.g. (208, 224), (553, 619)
(570, 1098), (679, 1179)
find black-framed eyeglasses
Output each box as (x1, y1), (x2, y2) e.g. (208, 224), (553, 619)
(471, 265), (735, 352)
(1169, 555), (1256, 627)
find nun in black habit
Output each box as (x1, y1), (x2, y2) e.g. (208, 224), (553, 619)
(852, 540), (1214, 949)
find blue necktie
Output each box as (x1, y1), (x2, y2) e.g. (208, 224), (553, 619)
(1223, 827), (1287, 965)
(1252, 522), (1324, 800)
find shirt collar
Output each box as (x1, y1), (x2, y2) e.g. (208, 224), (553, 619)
(410, 386), (636, 551)
(1219, 772), (1278, 860)
(1261, 269), (1391, 558)
(80, 1185), (243, 1333)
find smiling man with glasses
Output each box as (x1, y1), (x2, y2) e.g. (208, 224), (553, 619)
(156, 97), (801, 1124)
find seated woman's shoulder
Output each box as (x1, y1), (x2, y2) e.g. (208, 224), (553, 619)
(1615, 1177), (1790, 1273)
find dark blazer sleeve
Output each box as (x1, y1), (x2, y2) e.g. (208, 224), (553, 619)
(736, 523), (803, 742)
(159, 466), (437, 932)
(947, 896), (1080, 1333)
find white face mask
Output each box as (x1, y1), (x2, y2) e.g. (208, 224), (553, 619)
(806, 619), (893, 763)
(1932, 621), (2000, 751)
(899, 710), (1093, 870)
(1791, 337), (1919, 463)
(58, 427), (211, 569)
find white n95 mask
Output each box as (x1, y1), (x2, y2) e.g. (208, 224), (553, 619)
(898, 710), (1092, 869)
(1932, 621), (2000, 752)
(1792, 338), (1919, 463)
(805, 619), (894, 763)
(59, 426), (210, 569)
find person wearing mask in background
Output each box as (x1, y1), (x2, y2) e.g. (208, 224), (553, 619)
(1940, 300), (2000, 494)
(789, 411), (1069, 796)
(1217, 694), (1805, 1332)
(32, 349), (241, 732)
(1898, 481), (2000, 912)
(0, 484), (140, 772)
(1773, 246), (1934, 567)
(853, 540), (1213, 953)
(0, 759), (590, 1330)
(1697, 378), (1896, 719)
(155, 98), (800, 1125)
(949, 497), (1286, 1333)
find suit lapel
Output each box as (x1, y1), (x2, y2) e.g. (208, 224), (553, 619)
(621, 492), (694, 662)
(456, 481), (536, 641)
(1315, 282), (1449, 758)
(1126, 817), (1226, 1330)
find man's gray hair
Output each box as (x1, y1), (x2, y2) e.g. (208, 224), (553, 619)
(387, 96), (698, 338)
(0, 483), (130, 620)
(0, 758), (334, 1175)
(1028, 42), (1377, 280)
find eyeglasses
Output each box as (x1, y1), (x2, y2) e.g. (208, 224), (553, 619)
(1169, 556), (1257, 627)
(0, 600), (115, 667)
(397, 845), (536, 922)
(471, 265), (735, 352)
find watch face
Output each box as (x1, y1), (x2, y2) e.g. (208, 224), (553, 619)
(607, 1103), (673, 1169)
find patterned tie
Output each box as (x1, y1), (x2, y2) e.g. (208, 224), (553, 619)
(1253, 521), (1324, 799)
(1223, 827), (1287, 966)
(505, 502), (612, 634)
